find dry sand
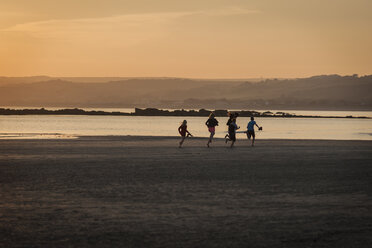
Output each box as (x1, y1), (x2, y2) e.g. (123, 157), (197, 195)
(1, 136), (372, 247)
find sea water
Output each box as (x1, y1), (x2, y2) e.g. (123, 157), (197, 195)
(0, 114), (371, 140)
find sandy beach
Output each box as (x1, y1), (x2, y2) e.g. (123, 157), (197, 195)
(1, 136), (371, 247)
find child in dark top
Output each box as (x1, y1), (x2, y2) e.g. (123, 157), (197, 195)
(206, 112), (218, 147)
(225, 112), (239, 141)
(178, 120), (192, 148)
(227, 118), (240, 148)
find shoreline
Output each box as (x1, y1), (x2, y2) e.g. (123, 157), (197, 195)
(1, 134), (372, 142)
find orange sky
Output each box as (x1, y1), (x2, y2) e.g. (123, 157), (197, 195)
(1, 0), (371, 78)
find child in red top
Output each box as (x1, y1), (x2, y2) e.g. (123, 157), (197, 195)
(178, 120), (192, 148)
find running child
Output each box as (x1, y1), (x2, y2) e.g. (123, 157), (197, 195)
(225, 112), (239, 140)
(205, 112), (218, 147)
(247, 117), (261, 147)
(227, 118), (240, 148)
(178, 120), (193, 148)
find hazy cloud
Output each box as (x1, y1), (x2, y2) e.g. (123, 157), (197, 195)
(0, 7), (260, 48)
(2, 6), (260, 33)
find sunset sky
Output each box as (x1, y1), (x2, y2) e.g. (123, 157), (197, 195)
(1, 0), (371, 78)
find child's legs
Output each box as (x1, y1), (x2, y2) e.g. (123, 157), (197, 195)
(209, 132), (215, 142)
(225, 129), (230, 139)
(180, 136), (185, 145)
(230, 134), (236, 147)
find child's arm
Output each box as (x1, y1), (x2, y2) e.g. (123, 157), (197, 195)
(178, 126), (182, 135)
(186, 130), (193, 137)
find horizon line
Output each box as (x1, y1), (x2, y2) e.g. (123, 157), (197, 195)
(0, 73), (371, 81)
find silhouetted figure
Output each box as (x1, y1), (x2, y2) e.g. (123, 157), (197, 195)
(227, 118), (240, 148)
(178, 120), (192, 148)
(225, 112), (239, 141)
(247, 117), (261, 147)
(205, 112), (219, 147)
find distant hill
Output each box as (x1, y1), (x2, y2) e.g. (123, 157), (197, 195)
(0, 76), (265, 85)
(0, 75), (371, 110)
(0, 76), (52, 86)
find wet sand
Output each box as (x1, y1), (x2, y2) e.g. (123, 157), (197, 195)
(1, 136), (372, 247)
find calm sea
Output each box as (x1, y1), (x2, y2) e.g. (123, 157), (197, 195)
(0, 111), (371, 140)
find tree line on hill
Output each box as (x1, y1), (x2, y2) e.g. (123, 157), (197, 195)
(0, 107), (367, 118)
